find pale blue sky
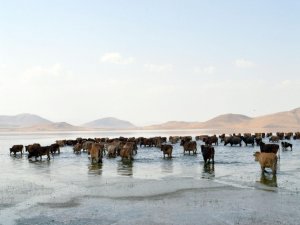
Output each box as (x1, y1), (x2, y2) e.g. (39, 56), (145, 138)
(0, 1), (299, 125)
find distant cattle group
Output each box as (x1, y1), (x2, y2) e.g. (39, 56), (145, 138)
(9, 131), (299, 175)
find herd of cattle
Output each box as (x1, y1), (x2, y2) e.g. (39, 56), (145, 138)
(9, 131), (299, 175)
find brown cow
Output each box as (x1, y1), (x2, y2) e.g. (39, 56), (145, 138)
(25, 143), (41, 153)
(10, 145), (23, 156)
(82, 141), (94, 154)
(169, 136), (180, 144)
(183, 141), (197, 154)
(73, 143), (82, 154)
(90, 143), (104, 164)
(269, 136), (279, 143)
(56, 140), (66, 147)
(161, 144), (173, 158)
(120, 142), (134, 161)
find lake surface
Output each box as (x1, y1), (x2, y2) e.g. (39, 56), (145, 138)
(1, 130), (300, 225)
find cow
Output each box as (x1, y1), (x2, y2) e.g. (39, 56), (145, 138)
(140, 138), (154, 147)
(56, 140), (66, 147)
(281, 141), (292, 151)
(107, 140), (125, 157)
(284, 133), (293, 140)
(269, 136), (280, 143)
(183, 141), (197, 154)
(73, 143), (82, 154)
(169, 136), (180, 144)
(276, 132), (284, 140)
(203, 135), (218, 146)
(90, 143), (104, 164)
(259, 142), (279, 159)
(241, 136), (255, 146)
(180, 136), (192, 146)
(161, 144), (173, 158)
(254, 152), (277, 175)
(201, 145), (214, 164)
(195, 135), (209, 141)
(120, 142), (135, 161)
(49, 143), (60, 154)
(82, 141), (94, 154)
(260, 142), (279, 154)
(224, 136), (242, 146)
(28, 146), (51, 160)
(10, 145), (23, 156)
(255, 137), (262, 146)
(219, 134), (226, 143)
(25, 143), (41, 153)
(293, 132), (300, 140)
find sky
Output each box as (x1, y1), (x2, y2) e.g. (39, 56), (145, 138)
(0, 0), (300, 126)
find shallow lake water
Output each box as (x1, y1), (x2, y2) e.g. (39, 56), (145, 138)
(1, 130), (300, 225)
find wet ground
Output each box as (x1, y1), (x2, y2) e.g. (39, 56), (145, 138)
(0, 130), (300, 225)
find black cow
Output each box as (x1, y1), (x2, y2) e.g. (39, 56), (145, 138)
(241, 136), (255, 146)
(281, 141), (292, 151)
(224, 136), (242, 146)
(10, 145), (23, 156)
(49, 143), (60, 154)
(260, 142), (279, 154)
(28, 146), (51, 160)
(201, 145), (214, 164)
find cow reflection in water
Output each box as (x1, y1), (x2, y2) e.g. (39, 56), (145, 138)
(161, 159), (173, 174)
(117, 161), (133, 176)
(202, 163), (215, 179)
(260, 173), (277, 187)
(88, 163), (103, 176)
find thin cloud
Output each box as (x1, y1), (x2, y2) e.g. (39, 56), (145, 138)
(100, 52), (135, 65)
(144, 63), (173, 72)
(235, 59), (255, 68)
(194, 66), (216, 74)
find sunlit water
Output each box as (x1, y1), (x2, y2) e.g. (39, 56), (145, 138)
(1, 130), (300, 224)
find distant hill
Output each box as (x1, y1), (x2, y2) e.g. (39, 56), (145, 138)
(201, 114), (252, 128)
(1, 108), (300, 132)
(0, 113), (52, 128)
(237, 107), (300, 129)
(82, 117), (137, 129)
(15, 122), (86, 132)
(142, 108), (300, 131)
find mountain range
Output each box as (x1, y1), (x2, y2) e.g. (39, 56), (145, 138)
(0, 107), (300, 131)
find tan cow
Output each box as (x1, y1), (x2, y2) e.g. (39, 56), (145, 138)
(254, 152), (277, 175)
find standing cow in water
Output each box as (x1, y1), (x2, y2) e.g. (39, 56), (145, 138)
(120, 142), (135, 161)
(201, 145), (215, 164)
(90, 143), (104, 164)
(10, 145), (24, 156)
(161, 144), (173, 158)
(281, 141), (292, 151)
